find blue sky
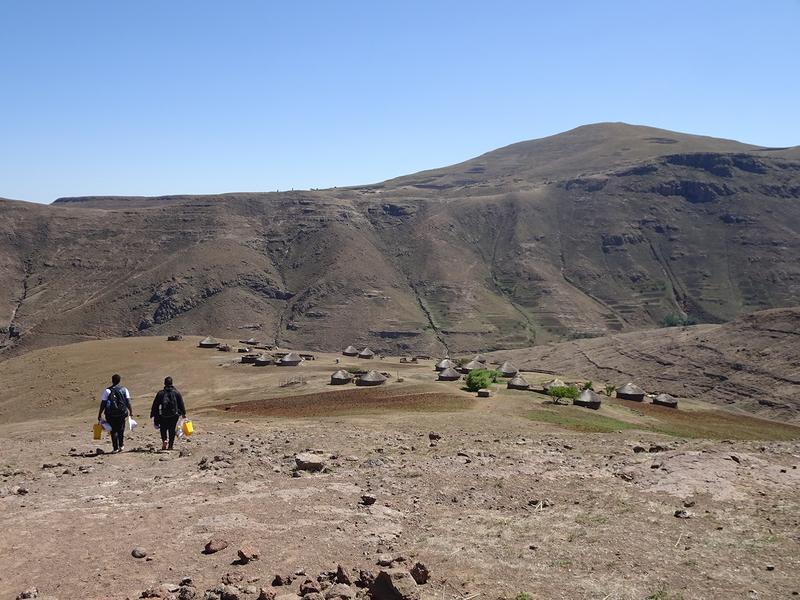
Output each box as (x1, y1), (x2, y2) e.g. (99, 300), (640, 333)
(1, 1), (798, 203)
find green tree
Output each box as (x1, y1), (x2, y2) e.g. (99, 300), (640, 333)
(547, 385), (579, 405)
(465, 369), (500, 392)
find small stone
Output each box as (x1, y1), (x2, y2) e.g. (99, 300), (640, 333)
(181, 578), (194, 586)
(305, 594), (325, 600)
(237, 545), (260, 564)
(632, 446), (646, 453)
(272, 574), (294, 586)
(360, 494), (377, 506)
(295, 453), (326, 472)
(370, 570), (419, 600)
(335, 565), (352, 585)
(409, 563), (429, 585)
(428, 432), (441, 441)
(221, 585), (242, 600)
(204, 538), (229, 554)
(674, 509), (691, 519)
(766, 564), (775, 571)
(683, 499), (696, 508)
(300, 579), (322, 595)
(324, 584), (354, 600)
(257, 589), (277, 600)
(376, 555), (394, 567)
(16, 589), (38, 599)
(132, 547), (148, 559)
(13, 486), (29, 496)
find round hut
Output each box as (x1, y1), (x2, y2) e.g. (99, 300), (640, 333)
(342, 345), (359, 357)
(616, 382), (646, 401)
(459, 359), (485, 374)
(198, 336), (220, 348)
(574, 389), (602, 410)
(358, 347), (375, 359)
(541, 378), (566, 393)
(254, 354), (273, 366)
(437, 367), (462, 381)
(498, 361), (518, 377)
(240, 337), (259, 345)
(330, 369), (354, 385)
(507, 375), (530, 390)
(435, 358), (456, 372)
(653, 393), (678, 408)
(472, 354), (488, 364)
(278, 352), (303, 366)
(356, 370), (387, 386)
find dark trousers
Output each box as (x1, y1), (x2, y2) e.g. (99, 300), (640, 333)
(107, 415), (127, 451)
(159, 415), (180, 449)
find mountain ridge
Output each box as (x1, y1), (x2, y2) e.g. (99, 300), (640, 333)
(3, 123), (800, 357)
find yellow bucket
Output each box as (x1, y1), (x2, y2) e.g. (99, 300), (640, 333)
(93, 423), (103, 440)
(182, 420), (194, 436)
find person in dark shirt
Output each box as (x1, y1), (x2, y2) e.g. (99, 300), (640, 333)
(97, 373), (133, 453)
(150, 376), (186, 451)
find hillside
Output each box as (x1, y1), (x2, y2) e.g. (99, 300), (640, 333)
(2, 122), (800, 357)
(488, 307), (800, 422)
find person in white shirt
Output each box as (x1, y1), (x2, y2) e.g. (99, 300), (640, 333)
(97, 373), (133, 453)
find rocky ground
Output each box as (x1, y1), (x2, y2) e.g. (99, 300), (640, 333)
(2, 396), (799, 600)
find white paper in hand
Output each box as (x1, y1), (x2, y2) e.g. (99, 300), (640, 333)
(128, 417), (138, 431)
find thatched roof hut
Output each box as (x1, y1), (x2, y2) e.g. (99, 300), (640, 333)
(343, 345), (359, 357)
(472, 354), (488, 363)
(254, 354), (273, 366)
(358, 347), (375, 359)
(437, 367), (462, 381)
(459, 359), (485, 374)
(541, 378), (565, 392)
(198, 336), (220, 348)
(241, 354), (259, 364)
(330, 369), (353, 385)
(356, 370), (386, 386)
(616, 382), (646, 401)
(435, 358), (456, 372)
(498, 361), (518, 377)
(507, 375), (530, 390)
(653, 393), (678, 408)
(574, 389), (602, 410)
(240, 337), (259, 345)
(278, 352), (302, 366)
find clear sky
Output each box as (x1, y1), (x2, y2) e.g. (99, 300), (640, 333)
(1, 1), (798, 204)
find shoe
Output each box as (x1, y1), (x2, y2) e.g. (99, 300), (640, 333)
(162, 441), (168, 451)
(119, 446), (125, 452)
(168, 445), (174, 451)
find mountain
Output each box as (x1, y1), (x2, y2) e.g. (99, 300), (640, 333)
(2, 123), (800, 357)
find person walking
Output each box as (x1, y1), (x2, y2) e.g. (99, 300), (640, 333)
(150, 376), (186, 451)
(97, 374), (133, 453)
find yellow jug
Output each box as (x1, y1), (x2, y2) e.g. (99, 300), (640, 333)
(182, 420), (194, 436)
(93, 423), (103, 440)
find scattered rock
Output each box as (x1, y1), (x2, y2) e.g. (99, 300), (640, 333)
(766, 564), (775, 571)
(632, 446), (646, 453)
(409, 563), (429, 585)
(16, 589), (38, 599)
(360, 494), (377, 506)
(324, 584), (354, 600)
(674, 509), (691, 519)
(300, 579), (322, 595)
(258, 589), (277, 600)
(370, 570), (420, 600)
(204, 539), (229, 554)
(428, 432), (441, 441)
(237, 545), (260, 564)
(272, 574), (294, 586)
(335, 565), (352, 585)
(295, 453), (326, 472)
(221, 585), (243, 600)
(132, 547), (148, 559)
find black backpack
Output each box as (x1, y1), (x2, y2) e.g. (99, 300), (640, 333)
(160, 388), (179, 417)
(105, 385), (128, 418)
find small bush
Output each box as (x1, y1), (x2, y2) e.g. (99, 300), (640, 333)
(515, 593), (534, 600)
(660, 314), (697, 327)
(465, 369), (500, 392)
(582, 380), (594, 391)
(604, 383), (616, 396)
